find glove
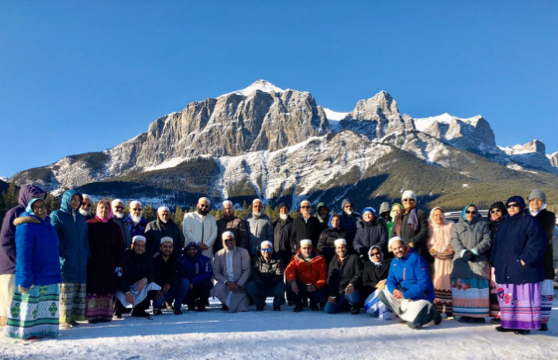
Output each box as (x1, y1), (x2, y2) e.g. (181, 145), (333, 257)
(462, 250), (474, 261)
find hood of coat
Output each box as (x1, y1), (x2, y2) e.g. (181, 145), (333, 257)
(315, 202), (329, 223)
(183, 241), (203, 261)
(60, 189), (83, 215)
(461, 204), (480, 224)
(489, 201), (508, 221)
(17, 184), (47, 209)
(14, 211), (45, 226)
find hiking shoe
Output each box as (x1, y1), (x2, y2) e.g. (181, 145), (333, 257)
(434, 314), (442, 325)
(153, 308), (163, 316)
(540, 323), (548, 331)
(174, 308), (183, 315)
(273, 306), (281, 311)
(350, 306), (360, 315)
(514, 329), (530, 335)
(495, 326), (514, 333)
(293, 306), (303, 313)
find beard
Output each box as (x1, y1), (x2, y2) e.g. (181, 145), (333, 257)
(114, 212), (124, 219)
(253, 210), (263, 217)
(197, 208), (209, 216)
(344, 210), (353, 216)
(279, 213), (288, 220)
(131, 214), (142, 224)
(79, 208), (91, 217)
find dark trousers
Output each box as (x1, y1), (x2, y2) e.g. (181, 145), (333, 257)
(245, 281), (286, 308)
(153, 279), (190, 309)
(323, 290), (360, 314)
(287, 280), (326, 308)
(183, 280), (213, 306)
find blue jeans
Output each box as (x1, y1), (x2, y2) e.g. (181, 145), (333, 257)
(153, 278), (190, 309)
(246, 281), (286, 308)
(324, 289), (360, 314)
(287, 280), (326, 308)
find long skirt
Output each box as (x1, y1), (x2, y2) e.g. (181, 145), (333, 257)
(433, 258), (453, 314)
(540, 279), (554, 325)
(497, 282), (541, 330)
(489, 267), (501, 318)
(59, 283), (87, 324)
(3, 284), (59, 340)
(85, 294), (114, 322)
(451, 278), (489, 318)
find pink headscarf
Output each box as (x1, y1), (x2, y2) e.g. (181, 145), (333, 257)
(427, 207), (454, 254)
(95, 199), (114, 223)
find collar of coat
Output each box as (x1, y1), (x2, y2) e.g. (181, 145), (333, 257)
(14, 215), (41, 226)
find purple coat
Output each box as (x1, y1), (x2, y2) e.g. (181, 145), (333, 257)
(0, 185), (46, 275)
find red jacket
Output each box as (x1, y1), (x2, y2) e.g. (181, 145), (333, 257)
(285, 248), (327, 289)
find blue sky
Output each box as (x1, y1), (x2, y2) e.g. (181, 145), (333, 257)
(1, 1), (557, 177)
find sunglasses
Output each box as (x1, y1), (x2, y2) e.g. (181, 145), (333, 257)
(224, 239), (234, 242)
(261, 248), (272, 253)
(200, 204), (209, 208)
(466, 210), (477, 214)
(82, 204), (92, 208)
(403, 198), (415, 202)
(301, 206), (311, 209)
(115, 206), (124, 210)
(491, 209), (501, 214)
(370, 252), (381, 256)
(132, 208), (142, 211)
(507, 203), (520, 208)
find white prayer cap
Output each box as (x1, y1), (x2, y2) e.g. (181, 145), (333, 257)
(198, 197), (210, 205)
(401, 190), (417, 202)
(160, 236), (173, 245)
(157, 206), (170, 214)
(132, 235), (146, 243)
(334, 238), (347, 246)
(388, 236), (404, 251)
(111, 198), (124, 207)
(82, 194), (92, 201)
(222, 200), (233, 207)
(130, 200), (142, 208)
(252, 198), (263, 205)
(300, 200), (311, 206)
(222, 230), (235, 240)
(300, 239), (312, 246)
(260, 240), (273, 248)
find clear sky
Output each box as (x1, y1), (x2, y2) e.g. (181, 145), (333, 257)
(1, 1), (557, 177)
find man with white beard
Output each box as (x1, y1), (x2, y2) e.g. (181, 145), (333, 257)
(124, 200), (148, 238)
(245, 199), (274, 258)
(182, 197), (218, 259)
(112, 199), (132, 249)
(291, 200), (321, 249)
(79, 194), (94, 220)
(145, 206), (184, 257)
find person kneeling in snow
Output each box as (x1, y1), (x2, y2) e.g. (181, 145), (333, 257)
(213, 231), (251, 312)
(114, 236), (161, 319)
(180, 241), (214, 312)
(378, 237), (442, 329)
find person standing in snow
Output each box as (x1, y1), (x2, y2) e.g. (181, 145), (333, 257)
(112, 199), (132, 249)
(386, 203), (402, 239)
(245, 241), (285, 311)
(245, 199), (274, 257)
(527, 190), (555, 332)
(339, 199), (360, 245)
(318, 214), (348, 265)
(180, 241), (214, 312)
(291, 200), (321, 249)
(378, 202), (391, 225)
(315, 202), (330, 233)
(390, 191), (430, 263)
(273, 203), (295, 268)
(145, 206), (184, 257)
(51, 189), (90, 329)
(426, 207), (455, 319)
(378, 237), (442, 330)
(487, 201), (507, 324)
(324, 239), (363, 315)
(215, 200), (249, 254)
(491, 196), (547, 335)
(353, 207), (387, 258)
(124, 200), (148, 238)
(450, 204), (491, 324)
(182, 197), (218, 259)
(213, 231), (251, 313)
(0, 184), (46, 328)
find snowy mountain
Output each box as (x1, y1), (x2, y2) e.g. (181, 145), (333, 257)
(500, 140), (557, 173)
(9, 80), (558, 208)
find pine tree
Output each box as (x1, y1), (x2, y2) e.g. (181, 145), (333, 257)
(264, 203), (273, 219)
(45, 192), (61, 214)
(173, 206), (184, 229)
(291, 208), (301, 219)
(214, 208), (223, 220)
(2, 181), (19, 209)
(143, 204), (156, 222)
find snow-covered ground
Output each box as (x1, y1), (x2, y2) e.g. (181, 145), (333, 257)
(2, 292), (557, 360)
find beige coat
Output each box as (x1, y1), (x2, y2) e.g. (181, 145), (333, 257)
(213, 247), (251, 312)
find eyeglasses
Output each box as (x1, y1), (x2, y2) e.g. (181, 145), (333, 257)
(132, 208), (142, 211)
(301, 206), (310, 209)
(370, 252), (381, 257)
(224, 239), (234, 242)
(82, 204), (92, 208)
(403, 199), (415, 203)
(200, 204), (209, 208)
(115, 206), (124, 210)
(490, 209), (501, 214)
(466, 211), (477, 215)
(507, 203), (520, 208)
(344, 205), (353, 208)
(33, 205), (47, 210)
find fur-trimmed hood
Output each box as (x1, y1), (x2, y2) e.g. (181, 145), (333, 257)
(14, 214), (43, 226)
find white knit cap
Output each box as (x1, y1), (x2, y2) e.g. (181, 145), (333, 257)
(388, 236), (404, 251)
(300, 239), (312, 246)
(222, 231), (235, 240)
(111, 199), (124, 207)
(334, 238), (347, 246)
(132, 235), (146, 243)
(157, 206), (170, 214)
(402, 190), (417, 201)
(160, 236), (173, 245)
(260, 240), (273, 248)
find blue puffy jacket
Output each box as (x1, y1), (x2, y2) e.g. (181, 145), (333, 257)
(15, 213), (62, 288)
(180, 242), (213, 285)
(51, 190), (90, 283)
(386, 247), (434, 302)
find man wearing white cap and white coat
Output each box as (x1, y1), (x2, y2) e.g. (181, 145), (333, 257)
(213, 231), (251, 312)
(183, 197), (218, 258)
(245, 240), (286, 311)
(378, 237), (442, 329)
(324, 238), (363, 314)
(389, 190), (430, 263)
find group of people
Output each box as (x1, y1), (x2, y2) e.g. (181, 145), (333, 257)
(0, 185), (554, 340)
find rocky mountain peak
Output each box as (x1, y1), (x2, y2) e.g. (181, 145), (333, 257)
(222, 79), (284, 98)
(549, 151), (558, 168)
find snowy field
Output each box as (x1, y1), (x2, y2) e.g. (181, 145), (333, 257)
(1, 290), (557, 360)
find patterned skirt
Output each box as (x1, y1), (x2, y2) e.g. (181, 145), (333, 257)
(85, 294), (114, 322)
(489, 267), (501, 318)
(451, 278), (489, 318)
(3, 284), (60, 340)
(433, 259), (453, 314)
(59, 283), (87, 324)
(497, 282), (541, 330)
(540, 279), (554, 324)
